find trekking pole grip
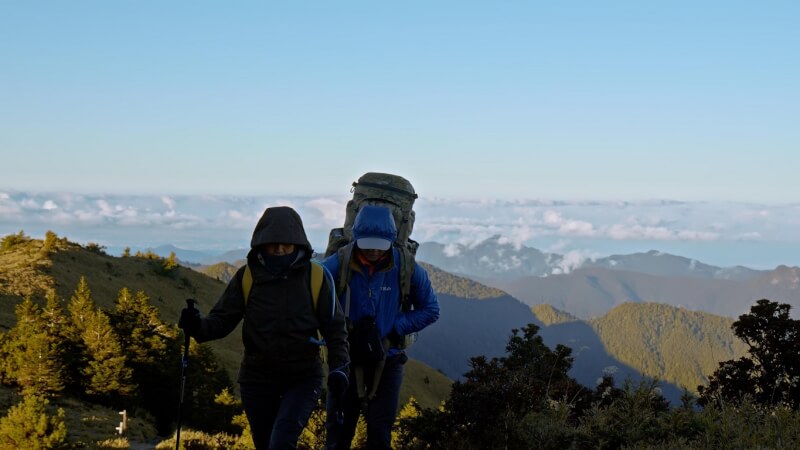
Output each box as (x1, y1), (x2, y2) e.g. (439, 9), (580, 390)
(183, 299), (197, 346)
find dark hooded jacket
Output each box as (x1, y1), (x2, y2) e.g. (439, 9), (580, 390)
(194, 206), (349, 383)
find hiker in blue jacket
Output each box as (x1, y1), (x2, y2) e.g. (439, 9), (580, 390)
(323, 205), (440, 450)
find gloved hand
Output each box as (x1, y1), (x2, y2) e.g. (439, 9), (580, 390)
(328, 367), (349, 399)
(387, 328), (403, 346)
(178, 306), (202, 336)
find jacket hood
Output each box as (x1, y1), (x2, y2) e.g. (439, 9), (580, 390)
(352, 205), (398, 244)
(250, 206), (313, 252)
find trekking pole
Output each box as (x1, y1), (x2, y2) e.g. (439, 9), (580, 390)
(176, 298), (196, 450)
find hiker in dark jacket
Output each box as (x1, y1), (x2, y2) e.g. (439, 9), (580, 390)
(323, 205), (439, 450)
(179, 206), (349, 450)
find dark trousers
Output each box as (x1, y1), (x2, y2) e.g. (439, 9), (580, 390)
(240, 376), (322, 450)
(326, 353), (407, 450)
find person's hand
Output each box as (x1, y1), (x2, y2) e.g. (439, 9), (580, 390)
(387, 328), (403, 346)
(328, 367), (349, 399)
(178, 306), (201, 336)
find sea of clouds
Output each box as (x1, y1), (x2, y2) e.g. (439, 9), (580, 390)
(2, 191), (799, 269)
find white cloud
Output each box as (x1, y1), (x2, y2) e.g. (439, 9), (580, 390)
(541, 210), (596, 237)
(5, 192), (799, 266)
(0, 196), (21, 216)
(161, 196), (176, 210)
(497, 225), (542, 249)
(305, 197), (347, 226)
(553, 250), (591, 275)
(604, 224), (719, 241)
(443, 243), (462, 257)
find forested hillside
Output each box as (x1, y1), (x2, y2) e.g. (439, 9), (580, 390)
(590, 302), (748, 391)
(0, 231), (451, 448)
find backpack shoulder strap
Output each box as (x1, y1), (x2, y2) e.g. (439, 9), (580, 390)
(398, 246), (414, 311)
(336, 243), (355, 298)
(310, 260), (324, 311)
(242, 262), (325, 310)
(242, 265), (253, 302)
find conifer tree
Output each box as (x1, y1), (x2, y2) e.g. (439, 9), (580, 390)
(164, 251), (178, 272)
(40, 231), (58, 255)
(67, 278), (134, 400)
(112, 288), (172, 366)
(0, 395), (68, 450)
(41, 292), (74, 384)
(67, 277), (94, 341)
(110, 287), (178, 429)
(81, 306), (134, 398)
(1, 297), (65, 397)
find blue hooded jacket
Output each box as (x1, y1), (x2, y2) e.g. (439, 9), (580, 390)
(323, 205), (440, 355)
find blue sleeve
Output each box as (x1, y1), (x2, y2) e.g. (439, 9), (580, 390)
(393, 262), (440, 335)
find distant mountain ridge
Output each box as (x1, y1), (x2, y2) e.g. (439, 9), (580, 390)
(417, 236), (765, 281)
(496, 265), (800, 319)
(146, 245), (247, 265)
(151, 237), (765, 284)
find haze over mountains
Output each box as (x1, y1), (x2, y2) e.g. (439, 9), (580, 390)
(416, 238), (800, 319)
(150, 237), (800, 321)
(417, 236), (762, 281)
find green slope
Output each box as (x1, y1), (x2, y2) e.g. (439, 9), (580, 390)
(590, 302), (748, 391)
(0, 233), (451, 408)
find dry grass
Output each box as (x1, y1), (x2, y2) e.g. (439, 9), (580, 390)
(0, 385), (160, 450)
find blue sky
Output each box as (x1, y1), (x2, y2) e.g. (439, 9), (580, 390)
(2, 2), (799, 269)
(1, 1), (798, 201)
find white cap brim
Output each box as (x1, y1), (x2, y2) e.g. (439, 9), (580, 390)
(356, 237), (392, 251)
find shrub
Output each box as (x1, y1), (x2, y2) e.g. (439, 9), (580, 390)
(0, 231), (30, 252)
(0, 395), (68, 450)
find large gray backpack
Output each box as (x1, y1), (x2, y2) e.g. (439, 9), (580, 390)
(324, 172), (420, 353)
(324, 172), (419, 258)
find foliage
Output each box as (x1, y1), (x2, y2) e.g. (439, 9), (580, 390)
(0, 231), (30, 252)
(181, 341), (238, 434)
(110, 287), (182, 434)
(41, 231), (58, 256)
(575, 378), (672, 449)
(84, 243), (107, 255)
(0, 395), (68, 450)
(154, 428), (241, 450)
(298, 399), (326, 450)
(164, 252), (179, 272)
(591, 302), (747, 394)
(67, 278), (135, 400)
(0, 297), (66, 397)
(397, 324), (592, 449)
(699, 299), (800, 409)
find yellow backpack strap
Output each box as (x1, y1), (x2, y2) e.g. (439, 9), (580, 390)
(243, 263), (324, 308)
(242, 265), (253, 303)
(309, 260), (329, 363)
(310, 260), (324, 311)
